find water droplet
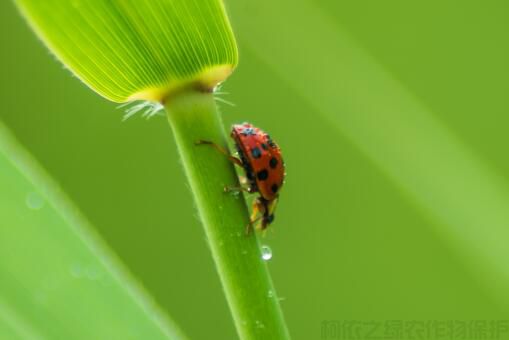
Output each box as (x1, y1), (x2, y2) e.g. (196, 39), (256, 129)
(26, 192), (44, 210)
(241, 249), (248, 255)
(261, 245), (272, 261)
(255, 320), (265, 329)
(70, 264), (83, 278)
(267, 290), (274, 298)
(85, 267), (101, 281)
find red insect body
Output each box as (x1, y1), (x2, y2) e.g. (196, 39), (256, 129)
(197, 122), (285, 232)
(230, 123), (285, 231)
(231, 123), (285, 202)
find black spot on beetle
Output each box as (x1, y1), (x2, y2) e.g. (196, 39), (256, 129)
(271, 183), (279, 193)
(257, 169), (269, 181)
(246, 166), (255, 181)
(251, 147), (262, 159)
(236, 144), (255, 182)
(269, 157), (278, 169)
(261, 143), (269, 150)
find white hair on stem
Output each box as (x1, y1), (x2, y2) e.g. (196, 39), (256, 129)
(118, 101), (165, 121)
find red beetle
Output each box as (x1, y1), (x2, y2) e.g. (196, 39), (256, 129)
(197, 122), (285, 233)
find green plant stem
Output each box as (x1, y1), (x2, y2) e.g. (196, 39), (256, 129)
(165, 91), (290, 340)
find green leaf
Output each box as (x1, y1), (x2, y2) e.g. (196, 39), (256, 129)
(15, 0), (238, 103)
(0, 120), (187, 339)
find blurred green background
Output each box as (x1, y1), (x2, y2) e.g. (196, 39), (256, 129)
(2, 0), (509, 339)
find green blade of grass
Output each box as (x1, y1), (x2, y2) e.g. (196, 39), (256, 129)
(228, 0), (509, 305)
(0, 120), (187, 339)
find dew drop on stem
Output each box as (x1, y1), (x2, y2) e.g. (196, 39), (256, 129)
(261, 245), (272, 261)
(26, 192), (44, 210)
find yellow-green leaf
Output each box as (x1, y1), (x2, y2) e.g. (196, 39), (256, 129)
(15, 0), (238, 103)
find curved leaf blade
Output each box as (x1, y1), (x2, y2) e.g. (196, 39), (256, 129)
(15, 0), (238, 102)
(0, 121), (186, 339)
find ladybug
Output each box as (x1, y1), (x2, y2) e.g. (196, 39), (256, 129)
(197, 122), (285, 234)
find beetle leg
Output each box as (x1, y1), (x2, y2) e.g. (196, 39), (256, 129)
(232, 177), (258, 195)
(224, 185), (253, 194)
(245, 198), (261, 235)
(245, 198), (268, 235)
(195, 140), (243, 167)
(245, 215), (261, 235)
